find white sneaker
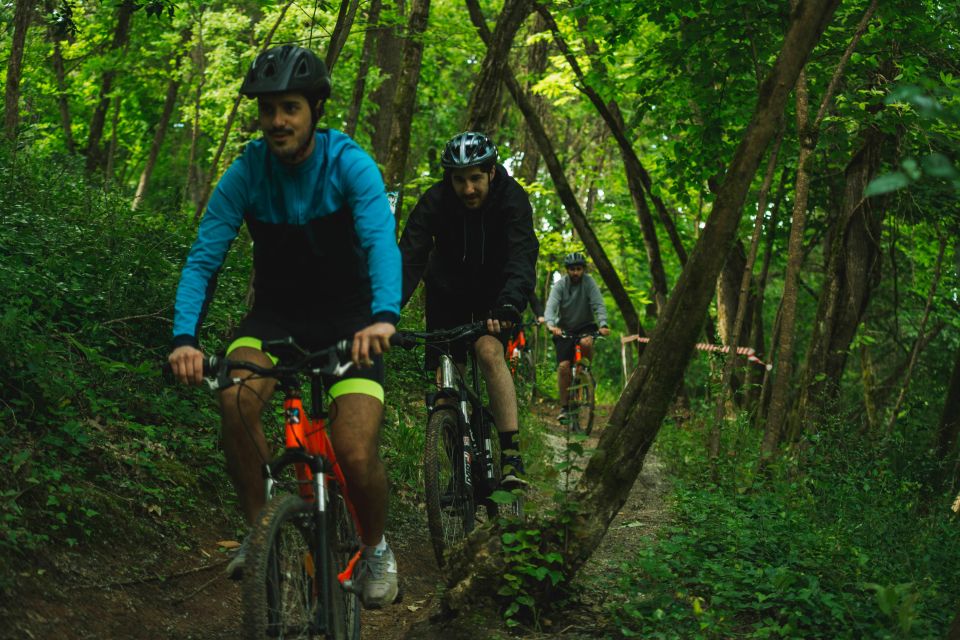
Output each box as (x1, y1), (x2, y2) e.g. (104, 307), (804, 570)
(344, 544), (399, 609)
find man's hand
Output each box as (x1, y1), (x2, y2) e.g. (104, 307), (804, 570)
(599, 326), (611, 337)
(169, 345), (205, 386)
(352, 322), (396, 367)
(486, 317), (512, 334)
(549, 325), (562, 337)
(536, 316), (546, 325)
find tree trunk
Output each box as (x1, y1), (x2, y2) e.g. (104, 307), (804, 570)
(185, 23), (206, 210)
(466, 0), (641, 336)
(937, 346), (960, 486)
(344, 0), (382, 138)
(514, 12), (548, 184)
(133, 29), (191, 209)
(764, 0), (878, 452)
(45, 0), (75, 153)
(795, 125), (889, 433)
(382, 0), (431, 218)
(566, 0), (839, 574)
(540, 7), (671, 315)
(194, 2), (294, 220)
(325, 0), (361, 72)
(4, 0), (37, 141)
(709, 134), (783, 459)
(370, 0), (406, 163)
(84, 0), (136, 175)
(465, 0), (534, 136)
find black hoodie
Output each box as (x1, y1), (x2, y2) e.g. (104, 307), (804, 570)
(399, 164), (539, 317)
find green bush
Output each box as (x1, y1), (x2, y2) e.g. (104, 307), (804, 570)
(608, 410), (960, 639)
(0, 146), (234, 568)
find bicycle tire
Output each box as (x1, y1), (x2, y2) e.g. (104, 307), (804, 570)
(518, 350), (537, 402)
(567, 368), (596, 435)
(327, 488), (361, 640)
(423, 409), (475, 566)
(242, 493), (321, 639)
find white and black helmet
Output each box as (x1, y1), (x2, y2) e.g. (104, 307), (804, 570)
(440, 132), (498, 169)
(240, 45), (331, 103)
(564, 252), (587, 267)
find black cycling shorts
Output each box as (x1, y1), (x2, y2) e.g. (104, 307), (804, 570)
(552, 322), (598, 365)
(227, 306), (384, 401)
(424, 288), (513, 370)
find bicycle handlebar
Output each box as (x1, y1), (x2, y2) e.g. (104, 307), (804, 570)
(164, 334), (408, 391)
(391, 321), (488, 350)
(559, 329), (604, 340)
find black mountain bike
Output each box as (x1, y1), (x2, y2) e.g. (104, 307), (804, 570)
(178, 338), (362, 639)
(395, 322), (525, 566)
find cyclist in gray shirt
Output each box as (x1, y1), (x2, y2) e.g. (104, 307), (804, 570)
(544, 252), (610, 422)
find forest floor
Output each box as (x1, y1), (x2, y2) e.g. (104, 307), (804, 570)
(2, 400), (671, 640)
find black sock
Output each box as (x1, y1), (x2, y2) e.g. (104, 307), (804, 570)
(499, 430), (520, 455)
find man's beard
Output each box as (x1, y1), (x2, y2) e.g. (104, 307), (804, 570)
(267, 127), (312, 161)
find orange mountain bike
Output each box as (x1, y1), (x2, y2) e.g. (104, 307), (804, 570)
(193, 338), (362, 640)
(506, 322), (537, 401)
(561, 329), (600, 435)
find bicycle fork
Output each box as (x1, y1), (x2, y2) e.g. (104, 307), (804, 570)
(439, 355), (474, 498)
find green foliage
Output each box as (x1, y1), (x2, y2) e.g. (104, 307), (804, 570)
(0, 145), (234, 574)
(607, 410), (960, 638)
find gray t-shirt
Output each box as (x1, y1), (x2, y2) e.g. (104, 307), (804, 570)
(544, 273), (608, 331)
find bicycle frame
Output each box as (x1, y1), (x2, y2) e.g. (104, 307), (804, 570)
(203, 344), (363, 638)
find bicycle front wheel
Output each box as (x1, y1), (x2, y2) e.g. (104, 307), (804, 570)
(423, 409), (475, 566)
(568, 368), (596, 435)
(242, 493), (320, 639)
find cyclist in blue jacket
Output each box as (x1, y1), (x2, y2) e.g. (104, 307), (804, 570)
(168, 45), (399, 609)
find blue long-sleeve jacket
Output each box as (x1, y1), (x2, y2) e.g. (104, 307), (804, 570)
(173, 130), (400, 347)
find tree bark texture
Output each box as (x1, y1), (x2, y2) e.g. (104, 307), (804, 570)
(344, 0), (382, 137)
(370, 0), (405, 163)
(84, 0), (135, 174)
(382, 0), (431, 215)
(465, 0), (534, 136)
(765, 0), (879, 449)
(762, 68), (814, 456)
(4, 0), (38, 141)
(568, 0), (840, 576)
(514, 12), (549, 185)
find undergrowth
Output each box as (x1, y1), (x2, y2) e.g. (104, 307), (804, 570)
(608, 407), (960, 639)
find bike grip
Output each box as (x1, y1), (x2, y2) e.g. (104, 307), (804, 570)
(389, 332), (416, 350)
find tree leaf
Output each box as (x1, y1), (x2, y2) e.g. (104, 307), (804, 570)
(864, 172), (910, 197)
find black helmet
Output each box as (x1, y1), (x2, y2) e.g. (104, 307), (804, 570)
(440, 132), (498, 169)
(240, 45), (331, 102)
(564, 252), (587, 267)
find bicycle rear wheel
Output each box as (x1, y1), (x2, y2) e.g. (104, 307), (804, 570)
(515, 350), (537, 402)
(242, 493), (320, 639)
(327, 488), (361, 640)
(567, 368), (596, 435)
(423, 409), (475, 566)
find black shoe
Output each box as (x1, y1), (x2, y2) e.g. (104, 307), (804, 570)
(501, 454), (527, 486)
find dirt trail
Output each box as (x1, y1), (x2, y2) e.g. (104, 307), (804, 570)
(3, 403), (669, 639)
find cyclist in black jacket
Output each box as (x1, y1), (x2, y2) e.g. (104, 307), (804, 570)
(399, 132), (539, 483)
